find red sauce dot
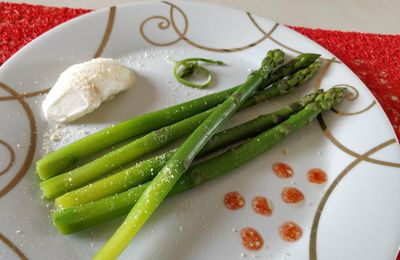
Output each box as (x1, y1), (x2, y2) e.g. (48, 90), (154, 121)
(272, 162), (293, 179)
(240, 227), (264, 250)
(281, 187), (304, 203)
(279, 221), (302, 242)
(308, 168), (327, 184)
(224, 191), (245, 210)
(252, 196), (273, 216)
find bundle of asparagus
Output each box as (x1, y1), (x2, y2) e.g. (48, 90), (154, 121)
(36, 49), (345, 259)
(52, 88), (345, 234)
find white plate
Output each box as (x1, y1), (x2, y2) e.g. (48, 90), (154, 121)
(1, 1), (399, 259)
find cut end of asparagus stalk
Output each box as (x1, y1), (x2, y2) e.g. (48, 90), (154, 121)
(52, 208), (75, 235)
(36, 156), (74, 181)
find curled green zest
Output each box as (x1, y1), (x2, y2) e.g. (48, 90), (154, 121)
(173, 58), (225, 89)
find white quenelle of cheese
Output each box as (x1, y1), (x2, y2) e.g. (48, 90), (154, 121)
(42, 58), (136, 123)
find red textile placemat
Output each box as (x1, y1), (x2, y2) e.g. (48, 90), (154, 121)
(0, 2), (399, 139)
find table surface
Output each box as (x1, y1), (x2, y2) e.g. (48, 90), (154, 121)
(6, 0), (400, 35)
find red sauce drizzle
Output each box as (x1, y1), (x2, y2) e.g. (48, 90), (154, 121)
(279, 221), (302, 242)
(307, 168), (328, 184)
(251, 196), (273, 216)
(272, 162), (293, 179)
(224, 191), (245, 210)
(240, 227), (264, 250)
(281, 187), (304, 203)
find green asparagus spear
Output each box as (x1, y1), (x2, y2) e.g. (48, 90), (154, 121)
(55, 90), (321, 209)
(40, 60), (322, 200)
(36, 53), (320, 180)
(52, 88), (346, 234)
(93, 50), (284, 260)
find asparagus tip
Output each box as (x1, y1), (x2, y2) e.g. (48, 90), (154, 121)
(293, 53), (321, 69)
(301, 53), (321, 60)
(316, 87), (346, 110)
(261, 49), (285, 68)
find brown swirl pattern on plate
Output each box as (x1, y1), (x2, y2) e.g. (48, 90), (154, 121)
(0, 7), (116, 258)
(0, 82), (37, 199)
(140, 1), (277, 52)
(330, 84), (377, 116)
(309, 59), (400, 259)
(0, 233), (28, 260)
(309, 138), (398, 260)
(313, 60), (400, 167)
(0, 140), (15, 176)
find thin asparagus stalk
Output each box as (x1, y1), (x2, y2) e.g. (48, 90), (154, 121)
(36, 53), (320, 180)
(52, 88), (346, 234)
(93, 50), (285, 260)
(55, 152), (174, 209)
(55, 90), (322, 209)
